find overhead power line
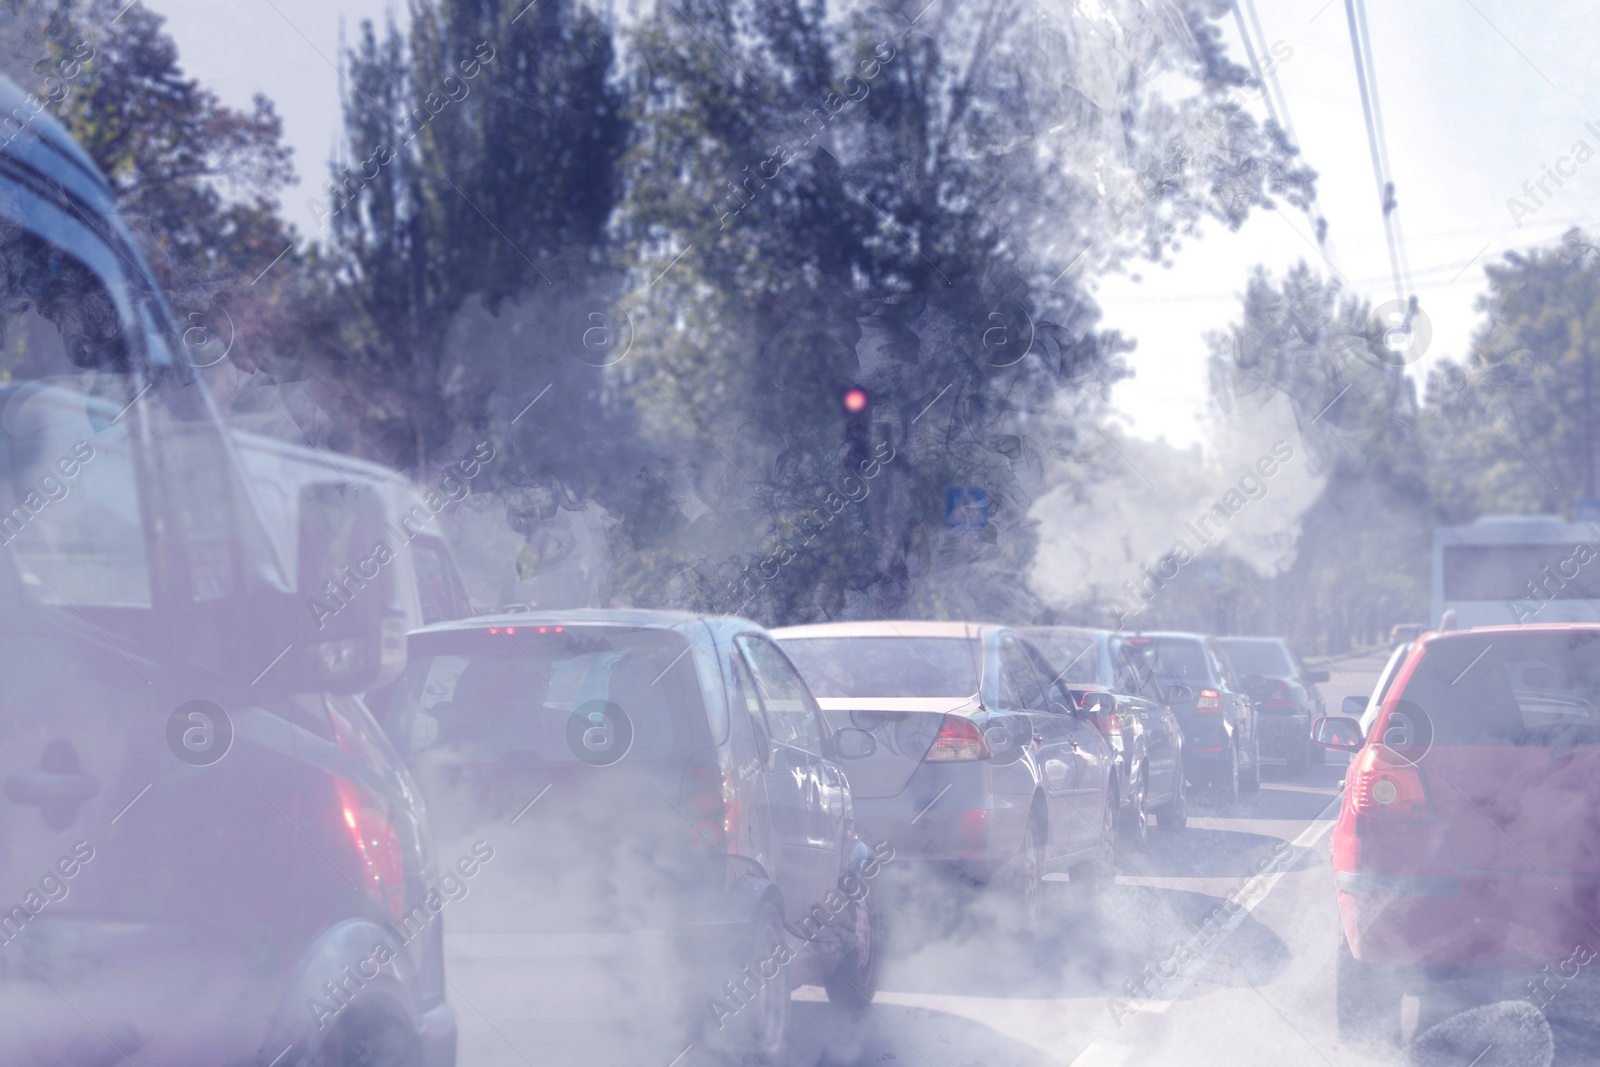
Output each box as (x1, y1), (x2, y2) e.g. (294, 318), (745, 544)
(1230, 0), (1341, 273)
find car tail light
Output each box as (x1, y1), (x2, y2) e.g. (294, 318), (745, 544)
(924, 716), (990, 762)
(1091, 710), (1121, 737)
(683, 760), (732, 848)
(1194, 689), (1222, 715)
(1348, 744), (1434, 822)
(332, 776), (408, 920)
(1264, 680), (1295, 712)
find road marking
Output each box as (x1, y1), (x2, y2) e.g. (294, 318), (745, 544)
(1069, 796), (1341, 1066)
(1136, 794), (1340, 1014)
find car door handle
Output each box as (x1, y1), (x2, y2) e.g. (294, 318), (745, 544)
(5, 771), (99, 807)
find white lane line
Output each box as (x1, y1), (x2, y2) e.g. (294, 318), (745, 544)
(1136, 794), (1341, 1014)
(1070, 795), (1342, 1066)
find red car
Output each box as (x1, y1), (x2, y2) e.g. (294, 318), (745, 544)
(1316, 625), (1600, 1043)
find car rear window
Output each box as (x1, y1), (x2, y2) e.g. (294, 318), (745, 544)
(1127, 637), (1210, 682)
(776, 636), (980, 698)
(379, 625), (707, 763)
(1027, 631), (1101, 685)
(1216, 639), (1293, 678)
(1391, 631), (1600, 746)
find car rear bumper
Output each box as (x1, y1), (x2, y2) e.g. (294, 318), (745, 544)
(851, 767), (1027, 865)
(1338, 867), (1600, 967)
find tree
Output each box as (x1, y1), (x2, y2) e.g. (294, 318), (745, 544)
(1423, 229), (1600, 522)
(1205, 263), (1429, 650)
(316, 0), (644, 525)
(609, 0), (1315, 624)
(0, 0), (303, 391)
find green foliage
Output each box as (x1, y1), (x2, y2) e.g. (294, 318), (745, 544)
(1423, 230), (1600, 521)
(1203, 263), (1429, 651)
(609, 0), (1314, 624)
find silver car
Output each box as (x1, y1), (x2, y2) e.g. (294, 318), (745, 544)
(773, 621), (1116, 922)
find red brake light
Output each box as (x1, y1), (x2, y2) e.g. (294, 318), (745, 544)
(924, 716), (990, 762)
(1348, 745), (1434, 821)
(1091, 711), (1121, 736)
(1195, 688), (1222, 714)
(332, 777), (407, 920)
(1265, 680), (1295, 710)
(682, 761), (731, 848)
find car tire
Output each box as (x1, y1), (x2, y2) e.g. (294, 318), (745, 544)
(1005, 814), (1046, 934)
(1215, 746), (1240, 803)
(706, 902), (791, 1065)
(1153, 771), (1187, 833)
(1240, 738), (1261, 793)
(1118, 773), (1149, 849)
(1072, 787), (1117, 889)
(316, 1009), (422, 1067)
(824, 880), (879, 1008)
(1336, 931), (1403, 1048)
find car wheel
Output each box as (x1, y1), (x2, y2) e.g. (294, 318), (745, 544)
(1215, 746), (1240, 803)
(1006, 814), (1046, 933)
(1118, 773), (1149, 849)
(1336, 931), (1403, 1047)
(824, 879), (879, 1008)
(1153, 771), (1187, 833)
(1073, 787), (1117, 888)
(707, 902), (791, 1065)
(1240, 738), (1261, 793)
(317, 1010), (422, 1067)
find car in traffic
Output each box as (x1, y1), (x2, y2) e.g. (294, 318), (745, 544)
(1388, 622), (1426, 646)
(1124, 632), (1261, 801)
(1314, 624), (1600, 1044)
(1215, 636), (1329, 772)
(1025, 626), (1188, 843)
(0, 78), (458, 1067)
(773, 621), (1116, 925)
(372, 609), (881, 1063)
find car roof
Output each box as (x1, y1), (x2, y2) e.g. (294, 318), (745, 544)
(1216, 636), (1288, 646)
(412, 607), (711, 636)
(1025, 625), (1108, 640)
(1125, 631), (1210, 643)
(1420, 624), (1600, 644)
(771, 620), (993, 640)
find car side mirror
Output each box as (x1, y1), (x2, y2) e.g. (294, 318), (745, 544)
(1308, 670), (1330, 684)
(252, 482), (397, 695)
(1161, 684), (1194, 706)
(829, 727), (877, 760)
(1341, 695), (1368, 716)
(1312, 715), (1364, 752)
(1077, 691), (1115, 719)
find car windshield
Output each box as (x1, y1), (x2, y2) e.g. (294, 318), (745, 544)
(1128, 637), (1211, 683)
(1216, 639), (1293, 678)
(1028, 631), (1102, 685)
(380, 626), (707, 763)
(777, 636), (979, 698)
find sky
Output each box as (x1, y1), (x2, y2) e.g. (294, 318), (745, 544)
(144, 0), (1600, 450)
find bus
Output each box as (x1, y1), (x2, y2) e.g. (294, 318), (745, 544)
(1432, 516), (1600, 628)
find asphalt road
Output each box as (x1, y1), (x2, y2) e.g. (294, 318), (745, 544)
(454, 647), (1512, 1067)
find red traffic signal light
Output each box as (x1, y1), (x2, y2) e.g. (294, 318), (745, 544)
(842, 388), (868, 413)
